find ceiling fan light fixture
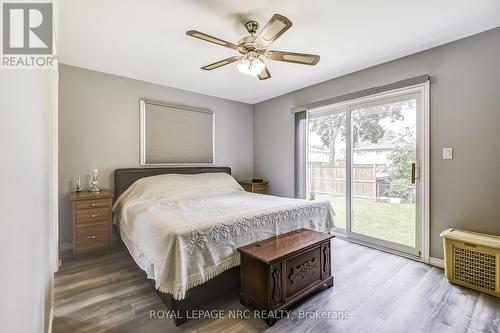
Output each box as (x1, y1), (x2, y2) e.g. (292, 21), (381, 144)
(187, 13), (319, 80)
(237, 56), (265, 76)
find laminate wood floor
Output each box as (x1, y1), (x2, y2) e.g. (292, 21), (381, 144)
(54, 239), (500, 333)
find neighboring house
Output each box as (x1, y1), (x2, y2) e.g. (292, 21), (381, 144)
(311, 142), (396, 166)
(353, 142), (395, 166)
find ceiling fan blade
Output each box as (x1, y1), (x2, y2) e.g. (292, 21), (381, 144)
(257, 66), (271, 80)
(201, 56), (242, 70)
(254, 14), (292, 48)
(186, 30), (238, 50)
(266, 51), (320, 65)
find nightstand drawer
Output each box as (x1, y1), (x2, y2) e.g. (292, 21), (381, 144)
(75, 207), (110, 224)
(75, 223), (110, 252)
(238, 180), (269, 194)
(253, 183), (268, 193)
(75, 198), (112, 210)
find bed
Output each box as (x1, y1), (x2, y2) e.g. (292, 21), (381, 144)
(113, 167), (334, 325)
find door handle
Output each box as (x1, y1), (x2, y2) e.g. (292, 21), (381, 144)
(411, 163), (419, 184)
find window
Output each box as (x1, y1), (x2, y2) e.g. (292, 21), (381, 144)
(140, 100), (214, 165)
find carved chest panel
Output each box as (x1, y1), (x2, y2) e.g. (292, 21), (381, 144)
(285, 246), (322, 298)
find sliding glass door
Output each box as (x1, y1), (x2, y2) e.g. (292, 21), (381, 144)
(307, 88), (426, 258)
(308, 106), (348, 229)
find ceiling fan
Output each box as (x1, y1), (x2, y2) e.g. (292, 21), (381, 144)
(186, 14), (320, 80)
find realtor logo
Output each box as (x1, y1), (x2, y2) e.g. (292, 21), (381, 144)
(2, 2), (55, 68)
(3, 2), (52, 54)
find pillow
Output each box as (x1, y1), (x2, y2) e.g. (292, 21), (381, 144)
(113, 172), (244, 213)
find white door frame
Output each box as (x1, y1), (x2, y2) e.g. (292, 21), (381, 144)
(307, 81), (430, 263)
(49, 2), (59, 330)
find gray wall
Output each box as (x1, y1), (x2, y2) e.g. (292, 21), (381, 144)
(0, 70), (55, 332)
(59, 65), (253, 244)
(254, 27), (500, 259)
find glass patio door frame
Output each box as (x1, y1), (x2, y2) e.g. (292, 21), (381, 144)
(306, 82), (430, 262)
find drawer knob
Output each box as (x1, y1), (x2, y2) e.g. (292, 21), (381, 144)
(91, 203), (96, 207)
(87, 235), (96, 239)
(91, 214), (98, 218)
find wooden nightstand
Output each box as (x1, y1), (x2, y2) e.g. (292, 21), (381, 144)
(238, 180), (268, 194)
(71, 190), (113, 259)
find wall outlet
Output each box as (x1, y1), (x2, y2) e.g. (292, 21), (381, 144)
(443, 147), (453, 159)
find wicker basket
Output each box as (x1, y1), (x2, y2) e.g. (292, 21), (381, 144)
(440, 228), (500, 297)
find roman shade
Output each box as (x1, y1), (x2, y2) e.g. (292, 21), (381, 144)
(140, 100), (214, 165)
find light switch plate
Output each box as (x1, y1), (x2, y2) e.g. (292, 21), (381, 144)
(443, 147), (453, 160)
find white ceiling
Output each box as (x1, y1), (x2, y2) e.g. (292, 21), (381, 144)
(58, 0), (500, 104)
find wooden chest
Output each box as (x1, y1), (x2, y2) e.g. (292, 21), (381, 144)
(238, 228), (334, 326)
(71, 191), (113, 259)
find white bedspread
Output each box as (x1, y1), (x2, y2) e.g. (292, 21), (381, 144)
(113, 173), (335, 300)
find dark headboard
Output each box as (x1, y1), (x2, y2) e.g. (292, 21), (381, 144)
(114, 167), (231, 199)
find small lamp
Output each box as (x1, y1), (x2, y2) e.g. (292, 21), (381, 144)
(88, 169), (102, 192)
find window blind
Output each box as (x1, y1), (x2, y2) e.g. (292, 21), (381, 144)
(140, 101), (214, 165)
(294, 111), (307, 199)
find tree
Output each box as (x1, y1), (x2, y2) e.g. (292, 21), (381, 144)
(309, 113), (346, 165)
(386, 129), (416, 201)
(309, 102), (408, 164)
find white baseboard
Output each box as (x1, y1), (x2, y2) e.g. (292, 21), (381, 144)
(429, 257), (444, 268)
(47, 306), (54, 333)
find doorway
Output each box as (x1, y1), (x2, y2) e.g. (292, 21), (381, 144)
(306, 84), (429, 259)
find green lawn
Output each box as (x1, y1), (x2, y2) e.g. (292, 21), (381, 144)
(315, 194), (415, 247)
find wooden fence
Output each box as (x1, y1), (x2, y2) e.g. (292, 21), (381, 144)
(308, 162), (377, 198)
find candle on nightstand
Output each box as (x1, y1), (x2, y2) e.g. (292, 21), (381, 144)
(93, 169), (98, 181)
